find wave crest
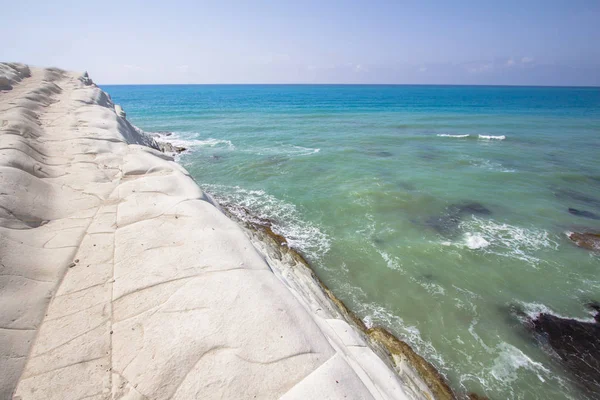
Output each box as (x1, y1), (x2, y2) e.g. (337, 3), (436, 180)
(459, 216), (559, 265)
(479, 135), (506, 140)
(437, 134), (471, 138)
(200, 184), (330, 260)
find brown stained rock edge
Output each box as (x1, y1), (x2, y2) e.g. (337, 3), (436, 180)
(227, 209), (458, 400)
(367, 328), (455, 400)
(568, 232), (600, 251)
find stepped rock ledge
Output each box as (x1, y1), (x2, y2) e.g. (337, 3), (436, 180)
(0, 63), (454, 400)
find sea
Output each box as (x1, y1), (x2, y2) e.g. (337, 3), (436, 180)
(102, 84), (600, 399)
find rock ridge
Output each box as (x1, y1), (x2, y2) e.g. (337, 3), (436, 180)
(0, 63), (452, 400)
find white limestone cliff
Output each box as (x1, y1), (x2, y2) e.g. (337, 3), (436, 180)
(0, 64), (453, 400)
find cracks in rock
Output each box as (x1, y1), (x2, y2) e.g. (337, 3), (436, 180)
(113, 197), (201, 230)
(234, 350), (317, 366)
(159, 306), (209, 315)
(139, 242), (185, 252)
(167, 346), (236, 399)
(44, 300), (109, 322)
(0, 327), (35, 331)
(111, 370), (150, 400)
(0, 204), (48, 228)
(40, 136), (125, 145)
(0, 272), (53, 284)
(56, 282), (106, 298)
(21, 355), (105, 380)
(31, 319), (108, 358)
(76, 391), (105, 400)
(112, 275), (196, 305)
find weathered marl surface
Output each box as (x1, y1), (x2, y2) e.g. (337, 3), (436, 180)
(0, 64), (437, 399)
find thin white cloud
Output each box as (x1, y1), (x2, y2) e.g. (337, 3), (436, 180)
(176, 65), (190, 72)
(466, 63), (493, 74)
(354, 64), (367, 72)
(506, 58), (515, 67)
(123, 64), (143, 71)
(521, 56), (535, 64)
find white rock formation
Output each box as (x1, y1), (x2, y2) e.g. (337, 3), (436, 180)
(0, 64), (449, 400)
(0, 63), (31, 90)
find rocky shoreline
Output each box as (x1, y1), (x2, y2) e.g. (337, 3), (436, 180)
(218, 205), (457, 400)
(0, 63), (454, 399)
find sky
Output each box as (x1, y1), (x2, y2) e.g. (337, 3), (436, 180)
(1, 0), (599, 85)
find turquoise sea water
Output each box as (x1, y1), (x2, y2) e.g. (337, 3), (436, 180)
(103, 84), (600, 399)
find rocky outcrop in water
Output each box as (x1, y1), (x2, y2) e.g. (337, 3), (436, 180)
(568, 232), (600, 251)
(569, 208), (600, 220)
(524, 304), (600, 397)
(156, 141), (187, 154)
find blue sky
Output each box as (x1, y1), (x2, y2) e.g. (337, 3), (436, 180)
(1, 0), (599, 85)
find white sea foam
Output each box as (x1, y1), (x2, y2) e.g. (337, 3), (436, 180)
(478, 134), (506, 140)
(490, 343), (550, 383)
(460, 155), (516, 173)
(246, 144), (320, 157)
(517, 301), (597, 323)
(149, 130), (235, 153)
(201, 184), (330, 261)
(437, 133), (471, 138)
(459, 216), (559, 265)
(375, 248), (403, 271)
(464, 233), (490, 249)
(171, 136), (235, 150)
(419, 281), (446, 296)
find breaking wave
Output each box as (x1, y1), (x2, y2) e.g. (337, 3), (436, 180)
(200, 184), (330, 261)
(478, 135), (506, 140)
(458, 216), (560, 265)
(437, 133), (471, 138)
(436, 134), (507, 141)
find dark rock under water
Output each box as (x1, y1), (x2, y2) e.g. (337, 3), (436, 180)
(450, 202), (492, 216)
(425, 213), (462, 236)
(554, 188), (600, 208)
(569, 208), (600, 220)
(424, 201), (492, 237)
(523, 303), (600, 397)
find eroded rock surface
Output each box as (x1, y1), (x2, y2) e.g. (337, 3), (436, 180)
(569, 231), (600, 251)
(0, 64), (441, 399)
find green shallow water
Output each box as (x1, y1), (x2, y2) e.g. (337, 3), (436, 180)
(103, 84), (600, 399)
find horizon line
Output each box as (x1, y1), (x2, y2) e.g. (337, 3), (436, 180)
(98, 83), (600, 88)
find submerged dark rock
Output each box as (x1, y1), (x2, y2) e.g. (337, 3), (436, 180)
(568, 232), (600, 251)
(525, 304), (600, 396)
(569, 208), (600, 220)
(425, 214), (462, 236)
(397, 181), (416, 191)
(372, 237), (385, 245)
(419, 152), (438, 161)
(422, 273), (434, 281)
(554, 188), (600, 208)
(424, 201), (492, 237)
(450, 202), (492, 216)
